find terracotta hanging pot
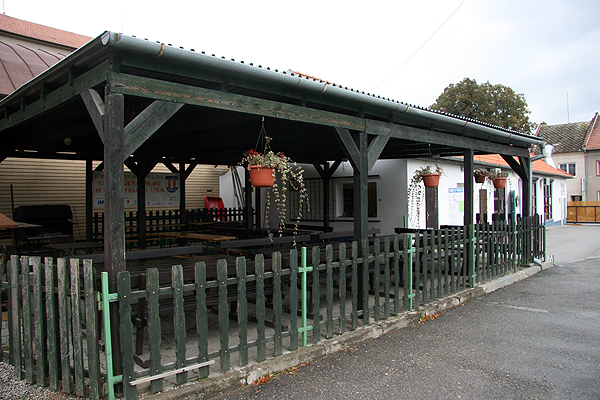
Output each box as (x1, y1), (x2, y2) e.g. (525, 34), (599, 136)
(248, 165), (275, 187)
(493, 177), (507, 188)
(474, 174), (486, 184)
(421, 173), (441, 188)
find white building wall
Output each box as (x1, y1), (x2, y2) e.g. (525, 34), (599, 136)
(220, 159), (569, 233)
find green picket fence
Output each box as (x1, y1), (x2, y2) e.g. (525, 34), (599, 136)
(0, 216), (545, 400)
(1, 256), (102, 398)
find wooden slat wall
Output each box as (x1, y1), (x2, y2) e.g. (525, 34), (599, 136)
(0, 158), (221, 240)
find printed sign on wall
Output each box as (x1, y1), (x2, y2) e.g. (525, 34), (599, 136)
(448, 187), (464, 225)
(93, 172), (180, 207)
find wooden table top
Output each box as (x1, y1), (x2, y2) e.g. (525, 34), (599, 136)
(156, 232), (237, 242)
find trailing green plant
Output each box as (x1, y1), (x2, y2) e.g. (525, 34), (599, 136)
(407, 164), (443, 227)
(240, 135), (309, 242)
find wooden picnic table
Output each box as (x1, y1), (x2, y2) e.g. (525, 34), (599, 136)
(156, 232), (237, 254)
(46, 241), (103, 257)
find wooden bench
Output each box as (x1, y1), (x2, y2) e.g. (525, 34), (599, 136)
(219, 234), (314, 255)
(318, 228), (380, 242)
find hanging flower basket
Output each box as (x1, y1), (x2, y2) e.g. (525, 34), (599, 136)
(493, 177), (507, 188)
(421, 173), (441, 187)
(474, 174), (487, 183)
(248, 165), (275, 187)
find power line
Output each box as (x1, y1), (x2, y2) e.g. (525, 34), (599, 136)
(370, 0), (467, 92)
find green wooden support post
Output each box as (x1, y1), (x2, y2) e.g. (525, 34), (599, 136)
(298, 247), (313, 347)
(404, 235), (416, 311)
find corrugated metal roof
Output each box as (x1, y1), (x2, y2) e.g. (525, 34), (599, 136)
(0, 40), (65, 96)
(0, 14), (91, 49)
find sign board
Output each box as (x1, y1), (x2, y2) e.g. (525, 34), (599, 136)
(448, 188), (464, 225)
(93, 171), (180, 207)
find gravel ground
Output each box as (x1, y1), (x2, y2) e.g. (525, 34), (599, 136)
(0, 362), (84, 400)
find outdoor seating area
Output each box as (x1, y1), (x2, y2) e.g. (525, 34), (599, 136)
(0, 215), (546, 399)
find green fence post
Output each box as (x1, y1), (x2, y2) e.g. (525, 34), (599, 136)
(469, 224), (477, 288)
(405, 234), (416, 311)
(298, 247), (313, 347)
(100, 272), (120, 400)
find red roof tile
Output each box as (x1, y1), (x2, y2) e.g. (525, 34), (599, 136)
(473, 154), (572, 177)
(0, 14), (91, 49)
(584, 113), (600, 150)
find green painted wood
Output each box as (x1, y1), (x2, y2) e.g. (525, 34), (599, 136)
(195, 262), (209, 378)
(21, 256), (33, 384)
(69, 260), (84, 396)
(0, 62), (108, 132)
(217, 260), (229, 373)
(289, 249), (299, 350)
(393, 236), (401, 313)
(118, 271), (137, 400)
(32, 257), (46, 387)
(109, 72), (365, 133)
(256, 255), (266, 362)
(365, 119), (531, 159)
(373, 238), (380, 322)
(9, 256), (21, 379)
(402, 235), (410, 309)
(123, 100), (184, 160)
(338, 243), (347, 334)
(383, 237), (390, 318)
(325, 245), (334, 338)
(273, 252), (283, 356)
(44, 258), (58, 391)
(56, 259), (71, 392)
(84, 260), (100, 399)
(236, 257), (248, 366)
(311, 246), (321, 343)
(361, 240), (369, 323)
(172, 265), (188, 384)
(351, 241), (358, 330)
(147, 268), (163, 393)
(444, 227), (450, 296)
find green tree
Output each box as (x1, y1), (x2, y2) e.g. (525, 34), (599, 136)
(430, 78), (536, 134)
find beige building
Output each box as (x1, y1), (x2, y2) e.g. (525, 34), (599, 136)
(0, 15), (220, 239)
(536, 113), (600, 202)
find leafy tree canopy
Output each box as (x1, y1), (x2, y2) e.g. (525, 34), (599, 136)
(430, 78), (536, 134)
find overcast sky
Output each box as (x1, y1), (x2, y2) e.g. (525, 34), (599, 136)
(6, 0), (600, 127)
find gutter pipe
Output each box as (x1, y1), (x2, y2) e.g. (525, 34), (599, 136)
(104, 32), (546, 151)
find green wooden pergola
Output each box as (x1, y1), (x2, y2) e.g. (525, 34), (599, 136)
(0, 30), (547, 292)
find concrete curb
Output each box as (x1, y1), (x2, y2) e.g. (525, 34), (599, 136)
(141, 261), (554, 400)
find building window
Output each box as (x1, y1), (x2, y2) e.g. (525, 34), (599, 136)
(558, 163), (576, 176)
(288, 178), (334, 222)
(597, 160), (600, 176)
(341, 182), (377, 218)
(571, 195), (582, 201)
(544, 180), (553, 220)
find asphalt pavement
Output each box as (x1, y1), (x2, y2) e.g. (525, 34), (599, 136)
(215, 224), (600, 400)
